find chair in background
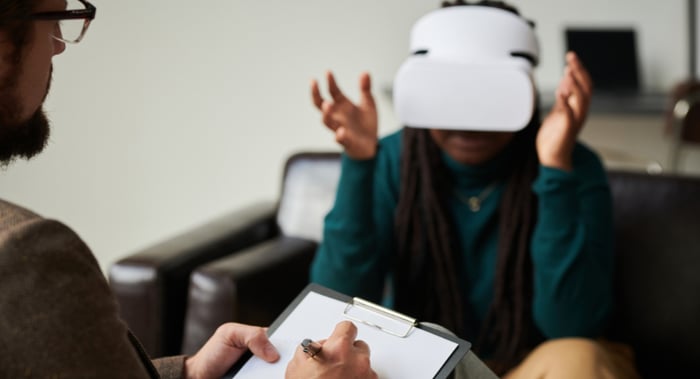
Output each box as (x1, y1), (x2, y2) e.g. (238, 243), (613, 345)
(108, 151), (340, 357)
(666, 79), (700, 172)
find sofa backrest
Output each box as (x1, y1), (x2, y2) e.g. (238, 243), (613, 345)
(276, 151), (342, 241)
(607, 170), (700, 377)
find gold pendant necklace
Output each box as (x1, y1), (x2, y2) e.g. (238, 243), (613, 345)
(453, 182), (499, 212)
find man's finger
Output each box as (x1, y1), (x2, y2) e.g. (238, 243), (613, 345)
(327, 320), (358, 345)
(218, 323), (280, 363)
(246, 333), (280, 363)
(353, 339), (371, 354)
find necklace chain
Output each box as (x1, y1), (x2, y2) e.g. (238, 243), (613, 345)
(453, 182), (499, 212)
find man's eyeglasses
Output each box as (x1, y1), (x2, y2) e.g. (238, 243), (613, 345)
(31, 0), (96, 44)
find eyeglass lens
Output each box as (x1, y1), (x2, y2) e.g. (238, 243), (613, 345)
(54, 0), (90, 43)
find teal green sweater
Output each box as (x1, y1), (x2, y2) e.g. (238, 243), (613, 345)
(311, 128), (614, 339)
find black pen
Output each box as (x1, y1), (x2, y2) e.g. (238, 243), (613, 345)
(301, 338), (322, 358)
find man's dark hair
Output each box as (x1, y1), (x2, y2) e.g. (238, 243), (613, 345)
(393, 0), (541, 374)
(1, 1), (35, 63)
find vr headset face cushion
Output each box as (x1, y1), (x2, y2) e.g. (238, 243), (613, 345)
(394, 6), (540, 132)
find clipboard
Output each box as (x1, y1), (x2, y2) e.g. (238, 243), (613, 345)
(223, 283), (471, 379)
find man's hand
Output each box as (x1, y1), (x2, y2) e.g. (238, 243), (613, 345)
(185, 323), (280, 379)
(285, 321), (378, 379)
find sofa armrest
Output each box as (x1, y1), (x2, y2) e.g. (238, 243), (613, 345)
(108, 201), (278, 357)
(181, 236), (317, 355)
(607, 171), (700, 377)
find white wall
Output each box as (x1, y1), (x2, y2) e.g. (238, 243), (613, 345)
(0, 0), (689, 273)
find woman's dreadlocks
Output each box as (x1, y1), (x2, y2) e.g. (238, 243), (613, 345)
(393, 3), (541, 373)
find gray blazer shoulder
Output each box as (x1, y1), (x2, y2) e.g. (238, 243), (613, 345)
(0, 199), (182, 378)
(0, 199), (40, 229)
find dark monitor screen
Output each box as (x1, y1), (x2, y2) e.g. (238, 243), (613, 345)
(565, 28), (640, 93)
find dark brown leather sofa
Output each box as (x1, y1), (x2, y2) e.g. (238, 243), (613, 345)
(108, 152), (340, 357)
(605, 171), (700, 377)
(109, 152), (700, 377)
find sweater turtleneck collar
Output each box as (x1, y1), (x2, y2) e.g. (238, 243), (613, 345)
(440, 143), (515, 188)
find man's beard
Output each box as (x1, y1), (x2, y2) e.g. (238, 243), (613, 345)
(0, 105), (50, 166)
(0, 64), (51, 167)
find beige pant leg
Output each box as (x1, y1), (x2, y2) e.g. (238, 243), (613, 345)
(453, 350), (500, 379)
(503, 338), (640, 379)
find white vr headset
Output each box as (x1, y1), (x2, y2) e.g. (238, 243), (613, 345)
(393, 6), (540, 132)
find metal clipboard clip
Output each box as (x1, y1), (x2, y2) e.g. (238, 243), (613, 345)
(343, 297), (417, 338)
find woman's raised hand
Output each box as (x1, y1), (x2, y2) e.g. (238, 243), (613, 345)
(537, 52), (593, 171)
(311, 71), (378, 160)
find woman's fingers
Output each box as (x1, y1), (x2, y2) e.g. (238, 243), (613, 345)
(311, 78), (324, 111)
(309, 70), (379, 160)
(327, 71), (348, 103)
(313, 71), (352, 131)
(358, 72), (375, 110)
(566, 52), (593, 97)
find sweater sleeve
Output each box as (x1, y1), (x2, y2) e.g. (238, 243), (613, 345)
(310, 149), (398, 302)
(530, 143), (614, 338)
(152, 355), (187, 378)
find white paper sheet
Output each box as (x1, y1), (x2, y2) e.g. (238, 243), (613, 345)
(228, 291), (459, 379)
